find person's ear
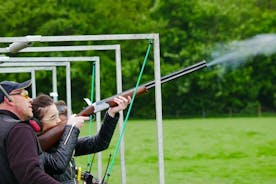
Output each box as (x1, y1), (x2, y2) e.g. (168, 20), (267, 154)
(4, 96), (13, 104)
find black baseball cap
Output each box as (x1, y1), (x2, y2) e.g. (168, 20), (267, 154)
(0, 80), (31, 103)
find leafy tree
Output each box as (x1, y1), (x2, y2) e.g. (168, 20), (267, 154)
(0, 0), (275, 117)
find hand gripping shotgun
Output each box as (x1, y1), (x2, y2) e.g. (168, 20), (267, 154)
(38, 60), (207, 151)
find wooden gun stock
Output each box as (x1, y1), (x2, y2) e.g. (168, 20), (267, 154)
(38, 123), (65, 151)
(38, 60), (207, 151)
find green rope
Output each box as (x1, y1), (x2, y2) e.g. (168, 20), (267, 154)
(105, 40), (153, 182)
(87, 63), (96, 171)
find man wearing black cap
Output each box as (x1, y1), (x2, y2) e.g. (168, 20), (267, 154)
(0, 80), (60, 184)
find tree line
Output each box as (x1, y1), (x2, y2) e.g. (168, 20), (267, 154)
(0, 0), (275, 118)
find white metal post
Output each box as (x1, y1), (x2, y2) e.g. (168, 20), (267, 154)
(153, 35), (165, 184)
(94, 58), (103, 179)
(31, 70), (36, 98)
(52, 67), (58, 101)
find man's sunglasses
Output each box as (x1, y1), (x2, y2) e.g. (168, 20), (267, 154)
(9, 90), (29, 99)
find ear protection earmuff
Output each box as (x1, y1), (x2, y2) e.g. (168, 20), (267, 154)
(29, 118), (43, 133)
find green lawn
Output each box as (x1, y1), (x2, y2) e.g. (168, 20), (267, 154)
(75, 117), (276, 184)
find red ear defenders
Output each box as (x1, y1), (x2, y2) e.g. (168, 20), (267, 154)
(28, 118), (43, 133)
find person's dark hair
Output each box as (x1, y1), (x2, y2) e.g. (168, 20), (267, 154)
(55, 100), (67, 116)
(32, 94), (54, 121)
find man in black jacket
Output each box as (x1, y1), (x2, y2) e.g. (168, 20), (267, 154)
(0, 80), (60, 184)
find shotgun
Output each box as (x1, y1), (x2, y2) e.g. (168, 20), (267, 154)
(38, 60), (207, 151)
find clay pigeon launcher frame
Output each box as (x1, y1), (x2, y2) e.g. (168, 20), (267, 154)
(0, 34), (165, 184)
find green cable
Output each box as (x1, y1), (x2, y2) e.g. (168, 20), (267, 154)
(105, 40), (153, 182)
(87, 63), (96, 171)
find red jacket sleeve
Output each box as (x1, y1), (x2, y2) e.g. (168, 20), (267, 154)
(6, 123), (60, 184)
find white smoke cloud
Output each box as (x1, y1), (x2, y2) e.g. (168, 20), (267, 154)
(207, 34), (276, 68)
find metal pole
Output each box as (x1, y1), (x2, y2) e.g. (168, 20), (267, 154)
(66, 62), (72, 116)
(94, 58), (102, 179)
(31, 70), (36, 98)
(153, 34), (165, 184)
(115, 45), (127, 184)
(0, 34), (158, 42)
(52, 66), (58, 101)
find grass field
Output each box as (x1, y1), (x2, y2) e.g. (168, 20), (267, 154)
(75, 117), (276, 184)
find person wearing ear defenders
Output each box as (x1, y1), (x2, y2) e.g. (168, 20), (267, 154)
(0, 80), (61, 184)
(32, 94), (131, 184)
(31, 94), (88, 180)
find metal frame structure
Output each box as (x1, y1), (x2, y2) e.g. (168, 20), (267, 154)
(0, 66), (56, 98)
(1, 44), (125, 181)
(0, 34), (165, 184)
(0, 56), (100, 115)
(0, 56), (107, 179)
(0, 44), (128, 183)
(1, 61), (67, 101)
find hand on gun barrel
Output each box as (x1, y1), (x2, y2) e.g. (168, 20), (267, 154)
(107, 96), (131, 118)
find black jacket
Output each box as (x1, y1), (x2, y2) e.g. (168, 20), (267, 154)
(43, 112), (119, 184)
(42, 125), (80, 175)
(0, 110), (60, 184)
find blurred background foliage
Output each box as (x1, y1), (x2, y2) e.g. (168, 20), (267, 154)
(0, 0), (275, 118)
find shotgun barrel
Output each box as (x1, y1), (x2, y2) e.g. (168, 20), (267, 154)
(79, 60), (207, 116)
